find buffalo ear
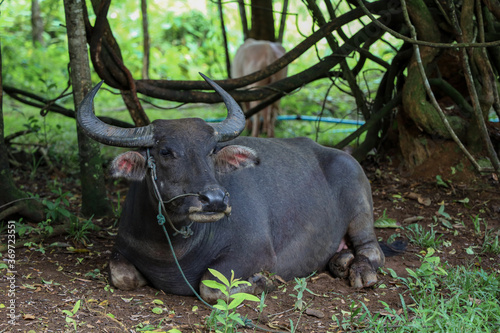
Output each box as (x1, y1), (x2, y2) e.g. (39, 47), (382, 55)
(214, 145), (259, 174)
(110, 151), (147, 180)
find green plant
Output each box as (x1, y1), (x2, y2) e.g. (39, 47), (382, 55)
(434, 204), (455, 230)
(85, 268), (102, 279)
(435, 175), (449, 188)
(471, 214), (484, 236)
(374, 209), (400, 228)
(202, 268), (260, 333)
(405, 223), (443, 248)
(402, 248), (448, 295)
(330, 254), (500, 332)
(66, 216), (96, 245)
(482, 228), (500, 255)
(289, 276), (314, 311)
(16, 218), (53, 240)
(104, 284), (114, 293)
(43, 188), (72, 222)
(332, 300), (373, 331)
(24, 241), (47, 254)
(61, 300), (81, 332)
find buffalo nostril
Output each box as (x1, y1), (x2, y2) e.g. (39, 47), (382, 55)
(198, 188), (229, 212)
(199, 194), (209, 205)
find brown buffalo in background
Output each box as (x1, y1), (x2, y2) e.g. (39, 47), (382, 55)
(231, 38), (288, 137)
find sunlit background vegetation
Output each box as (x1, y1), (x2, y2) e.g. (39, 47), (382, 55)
(2, 0), (404, 175)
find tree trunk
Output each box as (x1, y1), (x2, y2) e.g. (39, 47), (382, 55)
(0, 43), (44, 222)
(31, 0), (44, 46)
(141, 0), (150, 80)
(248, 0), (275, 41)
(277, 0), (288, 43)
(63, 0), (111, 218)
(237, 0), (249, 40)
(398, 0), (469, 170)
(218, 0), (231, 77)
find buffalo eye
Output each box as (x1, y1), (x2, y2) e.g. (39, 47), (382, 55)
(159, 148), (173, 157)
(209, 146), (220, 156)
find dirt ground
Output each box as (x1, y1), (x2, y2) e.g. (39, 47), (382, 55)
(1, 151), (499, 333)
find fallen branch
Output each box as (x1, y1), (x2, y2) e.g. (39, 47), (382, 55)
(0, 204), (23, 221)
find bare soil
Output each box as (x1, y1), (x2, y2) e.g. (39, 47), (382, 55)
(1, 153), (499, 333)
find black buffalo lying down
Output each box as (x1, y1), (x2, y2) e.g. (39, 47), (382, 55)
(77, 74), (386, 303)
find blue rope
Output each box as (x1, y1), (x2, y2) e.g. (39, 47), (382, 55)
(158, 221), (214, 309)
(157, 201), (166, 226)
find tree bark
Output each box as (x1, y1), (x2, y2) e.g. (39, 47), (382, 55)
(63, 0), (111, 217)
(217, 0), (231, 77)
(141, 0), (150, 80)
(31, 0), (44, 46)
(398, 0), (468, 169)
(277, 0), (288, 43)
(249, 0), (275, 41)
(237, 0), (249, 40)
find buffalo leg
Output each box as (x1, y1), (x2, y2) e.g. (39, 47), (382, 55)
(109, 251), (148, 290)
(329, 212), (384, 288)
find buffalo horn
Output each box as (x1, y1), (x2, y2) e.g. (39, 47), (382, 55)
(77, 81), (155, 147)
(199, 73), (246, 142)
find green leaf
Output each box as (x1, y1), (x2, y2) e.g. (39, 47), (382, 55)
(151, 307), (163, 314)
(208, 268), (230, 286)
(227, 297), (245, 310)
(152, 299), (164, 305)
(231, 292), (260, 302)
(230, 279), (252, 288)
(386, 268), (398, 279)
(374, 218), (400, 228)
(202, 280), (228, 295)
(465, 247), (475, 255)
(437, 205), (450, 219)
(232, 315), (245, 326)
(72, 300), (81, 314)
(439, 218), (454, 229)
(436, 175), (449, 187)
(60, 209), (71, 218)
(213, 303), (229, 311)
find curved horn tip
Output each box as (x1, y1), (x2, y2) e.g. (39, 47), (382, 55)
(92, 80), (105, 93)
(199, 72), (216, 87)
(83, 80), (105, 102)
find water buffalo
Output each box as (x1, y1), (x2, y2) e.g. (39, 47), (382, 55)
(231, 38), (287, 137)
(77, 74), (384, 303)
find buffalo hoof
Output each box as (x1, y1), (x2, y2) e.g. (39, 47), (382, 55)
(329, 251), (378, 288)
(328, 249), (355, 279)
(109, 251), (148, 291)
(249, 273), (276, 294)
(348, 255), (378, 288)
